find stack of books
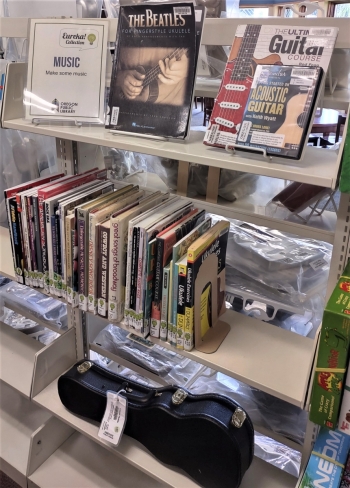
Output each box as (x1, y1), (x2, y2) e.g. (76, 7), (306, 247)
(5, 172), (229, 351)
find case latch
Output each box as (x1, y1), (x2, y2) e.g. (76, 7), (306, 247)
(77, 361), (93, 374)
(231, 408), (246, 428)
(172, 389), (188, 405)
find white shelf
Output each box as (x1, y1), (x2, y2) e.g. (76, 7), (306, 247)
(27, 431), (296, 488)
(89, 310), (316, 408)
(28, 431), (167, 488)
(125, 171), (336, 244)
(33, 377), (296, 488)
(0, 225), (15, 280)
(0, 381), (51, 487)
(2, 119), (342, 190)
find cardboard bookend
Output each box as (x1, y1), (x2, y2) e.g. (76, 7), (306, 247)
(194, 253), (230, 353)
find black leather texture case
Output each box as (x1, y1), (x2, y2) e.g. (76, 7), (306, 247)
(58, 360), (254, 488)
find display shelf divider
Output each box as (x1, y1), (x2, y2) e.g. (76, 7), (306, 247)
(27, 417), (75, 478)
(31, 328), (76, 398)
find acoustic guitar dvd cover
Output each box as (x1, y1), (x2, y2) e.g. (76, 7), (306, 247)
(236, 65), (323, 159)
(106, 3), (197, 139)
(204, 24), (338, 150)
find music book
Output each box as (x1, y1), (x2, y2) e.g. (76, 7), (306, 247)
(236, 65), (323, 159)
(106, 2), (200, 139)
(204, 24), (338, 150)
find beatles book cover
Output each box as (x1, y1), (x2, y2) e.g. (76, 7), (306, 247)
(106, 3), (197, 139)
(236, 65), (323, 159)
(204, 24), (338, 149)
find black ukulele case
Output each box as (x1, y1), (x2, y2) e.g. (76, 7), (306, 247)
(58, 360), (254, 488)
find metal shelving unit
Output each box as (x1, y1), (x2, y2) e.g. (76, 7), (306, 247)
(1, 15), (349, 488)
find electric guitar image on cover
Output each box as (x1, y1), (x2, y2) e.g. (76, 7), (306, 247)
(118, 48), (189, 104)
(204, 24), (281, 147)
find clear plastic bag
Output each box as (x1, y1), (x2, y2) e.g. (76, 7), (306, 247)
(254, 432), (301, 478)
(93, 324), (203, 383)
(189, 368), (307, 446)
(209, 214), (332, 303)
(0, 281), (68, 329)
(225, 266), (324, 336)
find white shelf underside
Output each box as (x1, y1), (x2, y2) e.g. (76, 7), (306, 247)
(33, 378), (296, 488)
(3, 119), (340, 190)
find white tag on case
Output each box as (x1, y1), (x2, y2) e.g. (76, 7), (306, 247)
(98, 390), (128, 446)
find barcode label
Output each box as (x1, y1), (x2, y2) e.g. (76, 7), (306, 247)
(111, 107), (119, 125)
(310, 28), (333, 36)
(292, 69), (316, 77)
(206, 124), (219, 145)
(173, 6), (191, 15)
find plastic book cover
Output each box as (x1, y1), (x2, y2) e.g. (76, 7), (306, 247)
(236, 65), (322, 159)
(106, 2), (197, 139)
(204, 23), (338, 149)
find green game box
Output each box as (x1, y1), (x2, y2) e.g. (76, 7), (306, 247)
(309, 260), (350, 428)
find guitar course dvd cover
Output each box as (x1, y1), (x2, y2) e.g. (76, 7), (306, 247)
(204, 24), (338, 150)
(106, 3), (197, 139)
(236, 65), (323, 159)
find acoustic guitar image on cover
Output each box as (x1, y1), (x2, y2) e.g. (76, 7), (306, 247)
(237, 65), (322, 159)
(115, 47), (190, 106)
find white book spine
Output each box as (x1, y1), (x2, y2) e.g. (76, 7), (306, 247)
(88, 213), (98, 314)
(108, 217), (121, 321)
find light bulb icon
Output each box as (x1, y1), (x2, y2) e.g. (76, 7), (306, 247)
(88, 33), (96, 45)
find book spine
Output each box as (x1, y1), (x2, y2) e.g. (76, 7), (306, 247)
(167, 261), (173, 343)
(98, 226), (109, 317)
(55, 211), (63, 297)
(25, 195), (35, 286)
(9, 199), (24, 283)
(88, 214), (97, 314)
(5, 197), (17, 281)
(124, 223), (134, 325)
(28, 196), (38, 287)
(46, 201), (54, 294)
(170, 261), (179, 347)
(66, 217), (73, 304)
(108, 218), (121, 321)
(72, 226), (78, 307)
(177, 263), (187, 350)
(184, 261), (194, 351)
(51, 215), (57, 295)
(78, 212), (87, 311)
(150, 237), (165, 338)
(21, 195), (32, 286)
(135, 226), (144, 317)
(38, 196), (49, 292)
(142, 239), (157, 338)
(32, 196), (44, 288)
(160, 264), (170, 341)
(130, 227), (139, 311)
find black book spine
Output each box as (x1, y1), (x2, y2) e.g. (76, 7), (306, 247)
(130, 226), (139, 310)
(153, 237), (164, 304)
(32, 196), (43, 273)
(55, 212), (62, 277)
(9, 199), (24, 283)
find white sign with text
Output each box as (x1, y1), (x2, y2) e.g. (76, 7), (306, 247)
(26, 19), (108, 123)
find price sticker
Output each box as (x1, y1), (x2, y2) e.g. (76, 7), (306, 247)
(98, 390), (128, 446)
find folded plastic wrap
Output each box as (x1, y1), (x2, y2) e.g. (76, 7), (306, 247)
(0, 281), (68, 329)
(93, 324), (204, 384)
(225, 266), (323, 336)
(189, 368), (307, 446)
(254, 432), (301, 478)
(209, 214), (331, 303)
